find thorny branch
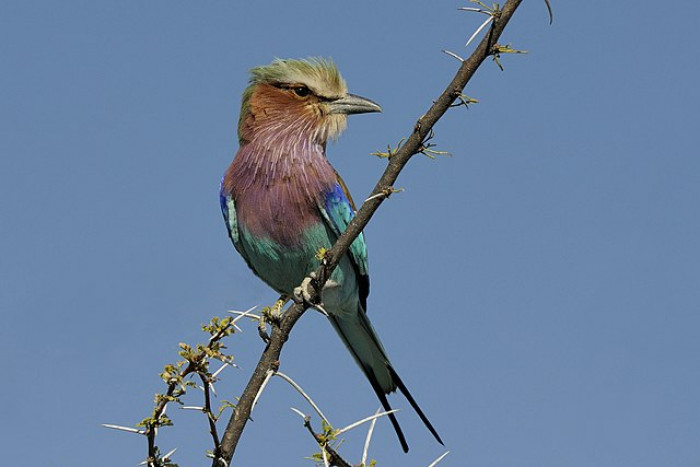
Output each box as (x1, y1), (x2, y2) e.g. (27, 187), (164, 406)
(216, 0), (540, 464)
(105, 314), (242, 466)
(302, 416), (353, 467)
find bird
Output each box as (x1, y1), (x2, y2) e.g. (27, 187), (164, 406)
(220, 57), (442, 452)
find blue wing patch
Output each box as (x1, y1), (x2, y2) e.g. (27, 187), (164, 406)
(319, 180), (370, 309)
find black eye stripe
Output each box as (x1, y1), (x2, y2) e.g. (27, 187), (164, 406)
(272, 83), (313, 97)
(270, 83), (335, 101)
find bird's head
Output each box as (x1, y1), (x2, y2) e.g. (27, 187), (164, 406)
(238, 58), (381, 145)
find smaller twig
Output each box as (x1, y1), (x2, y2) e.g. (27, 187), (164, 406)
(419, 129), (451, 159)
(302, 416), (352, 467)
(450, 92), (479, 108)
(428, 451), (450, 467)
(490, 43), (528, 70)
(107, 313), (239, 467)
(371, 139), (405, 159)
(200, 373), (222, 456)
(206, 319), (236, 343)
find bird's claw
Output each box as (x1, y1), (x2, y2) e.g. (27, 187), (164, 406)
(292, 275), (331, 316)
(293, 276), (315, 304)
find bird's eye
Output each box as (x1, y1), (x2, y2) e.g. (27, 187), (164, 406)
(292, 86), (311, 97)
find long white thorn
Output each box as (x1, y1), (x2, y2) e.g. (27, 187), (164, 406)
(101, 424), (146, 435)
(274, 371), (330, 425)
(442, 49), (465, 62)
(228, 305), (262, 322)
(466, 15), (494, 48)
(336, 409), (398, 436)
(364, 191), (387, 203)
(162, 448), (177, 461)
(459, 7), (492, 15)
(212, 362), (229, 379)
(361, 408), (382, 466)
(321, 446), (330, 467)
(228, 310), (262, 320)
(428, 451), (450, 467)
(251, 369), (274, 413)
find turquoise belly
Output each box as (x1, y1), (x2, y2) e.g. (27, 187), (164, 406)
(239, 222), (351, 296)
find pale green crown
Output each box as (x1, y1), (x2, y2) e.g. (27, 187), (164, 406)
(249, 57), (347, 97)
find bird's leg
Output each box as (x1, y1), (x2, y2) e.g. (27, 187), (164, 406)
(257, 296), (288, 343)
(269, 296), (288, 321)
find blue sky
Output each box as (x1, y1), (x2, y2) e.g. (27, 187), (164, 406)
(2, 1), (699, 466)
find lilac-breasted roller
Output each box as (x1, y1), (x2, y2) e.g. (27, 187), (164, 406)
(220, 58), (442, 452)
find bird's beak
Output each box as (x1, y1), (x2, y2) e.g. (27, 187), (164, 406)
(329, 93), (382, 115)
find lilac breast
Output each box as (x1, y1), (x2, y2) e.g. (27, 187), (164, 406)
(222, 139), (337, 247)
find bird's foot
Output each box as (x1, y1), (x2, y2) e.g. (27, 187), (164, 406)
(257, 297), (288, 343)
(293, 273), (330, 316)
(293, 276), (315, 304)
